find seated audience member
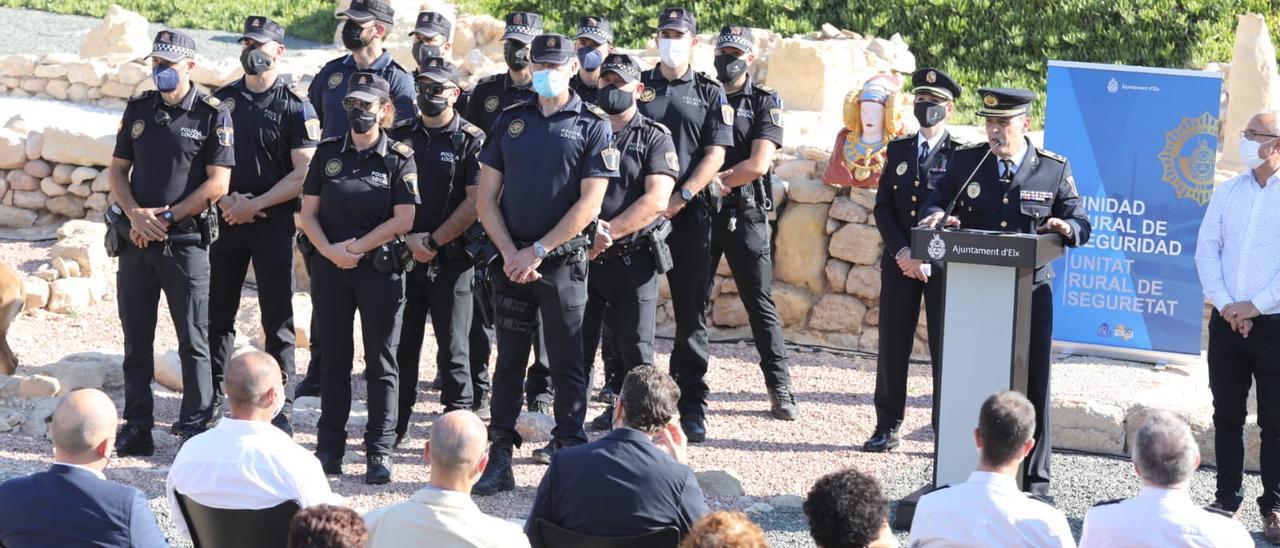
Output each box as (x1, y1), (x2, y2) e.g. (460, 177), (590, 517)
(1080, 410), (1252, 547)
(804, 468), (898, 548)
(365, 410), (528, 548)
(680, 511), (768, 548)
(525, 365), (710, 545)
(290, 505), (368, 548)
(909, 391), (1075, 547)
(0, 389), (168, 548)
(167, 351), (341, 538)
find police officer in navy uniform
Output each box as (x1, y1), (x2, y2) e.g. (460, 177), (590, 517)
(638, 7), (735, 443)
(308, 0), (415, 140)
(921, 88), (1091, 495)
(299, 72), (418, 484)
(388, 56), (487, 445)
(408, 11), (453, 67)
(581, 53), (678, 431)
(209, 16), (320, 437)
(472, 34), (617, 494)
(107, 30), (234, 455)
(569, 16), (614, 106)
(864, 67), (963, 453)
(707, 25), (799, 422)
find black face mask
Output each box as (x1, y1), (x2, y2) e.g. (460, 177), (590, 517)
(914, 101), (947, 128)
(503, 41), (530, 70)
(713, 54), (748, 84)
(599, 85), (634, 115)
(347, 108), (378, 134)
(341, 20), (373, 50)
(413, 43), (441, 68)
(417, 93), (449, 117)
(239, 47), (274, 76)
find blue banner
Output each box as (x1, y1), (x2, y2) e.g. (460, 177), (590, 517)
(1045, 61), (1222, 356)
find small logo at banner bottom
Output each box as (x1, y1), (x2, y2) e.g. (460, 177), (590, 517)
(1158, 112), (1218, 206)
(1113, 323), (1134, 341)
(1107, 78), (1119, 94)
(1097, 323), (1111, 337)
(927, 233), (946, 261)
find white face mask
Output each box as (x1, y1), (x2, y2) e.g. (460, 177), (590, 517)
(658, 38), (692, 69)
(269, 386), (286, 418)
(1239, 137), (1271, 170)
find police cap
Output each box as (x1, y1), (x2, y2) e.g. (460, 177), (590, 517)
(976, 87), (1036, 118)
(716, 25), (753, 52)
(242, 16), (285, 44)
(530, 33), (573, 65)
(338, 0), (395, 25)
(600, 53), (642, 84)
(576, 16), (613, 44)
(346, 71), (391, 102)
(912, 68), (962, 101)
(410, 11), (451, 39)
(503, 12), (543, 44)
(416, 56), (460, 85)
(657, 7), (696, 34)
(149, 30), (198, 63)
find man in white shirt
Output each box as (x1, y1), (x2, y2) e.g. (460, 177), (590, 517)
(166, 351), (340, 539)
(1080, 410), (1251, 547)
(1195, 110), (1280, 543)
(364, 410), (528, 548)
(908, 391), (1075, 547)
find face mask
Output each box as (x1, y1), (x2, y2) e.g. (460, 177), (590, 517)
(577, 47), (605, 71)
(532, 68), (570, 98)
(658, 38), (692, 69)
(413, 43), (441, 68)
(503, 41), (530, 70)
(347, 108), (378, 134)
(270, 387), (286, 418)
(341, 20), (372, 50)
(599, 84), (634, 115)
(152, 64), (180, 92)
(417, 92), (449, 117)
(239, 47), (274, 76)
(713, 54), (748, 83)
(914, 101), (947, 128)
(1239, 137), (1270, 170)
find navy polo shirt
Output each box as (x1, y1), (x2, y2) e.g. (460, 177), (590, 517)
(637, 67), (734, 184)
(602, 113), (678, 241)
(213, 77), (319, 203)
(302, 133), (419, 243)
(569, 74), (599, 106)
(112, 86), (235, 208)
(725, 78), (784, 168)
(463, 73), (535, 135)
(388, 114), (485, 233)
(478, 92), (617, 242)
(307, 51), (416, 140)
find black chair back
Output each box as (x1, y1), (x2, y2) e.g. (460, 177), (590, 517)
(532, 519), (680, 548)
(174, 491), (301, 548)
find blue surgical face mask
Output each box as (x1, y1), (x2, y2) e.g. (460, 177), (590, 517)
(577, 47), (604, 71)
(153, 63), (180, 92)
(532, 67), (570, 98)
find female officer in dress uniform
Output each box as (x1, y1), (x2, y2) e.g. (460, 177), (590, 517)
(299, 71), (418, 485)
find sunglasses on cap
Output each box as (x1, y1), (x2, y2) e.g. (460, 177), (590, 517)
(414, 81), (457, 96)
(342, 97), (379, 112)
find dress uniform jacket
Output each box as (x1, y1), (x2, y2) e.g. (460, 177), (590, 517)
(876, 132), (962, 254)
(1080, 487), (1252, 547)
(908, 471), (1075, 547)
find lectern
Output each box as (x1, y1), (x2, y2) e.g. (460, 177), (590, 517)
(891, 227), (1064, 530)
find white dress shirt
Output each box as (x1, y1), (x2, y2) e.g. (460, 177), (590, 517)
(1079, 485), (1251, 547)
(917, 130), (946, 159)
(1196, 171), (1280, 314)
(165, 418), (342, 538)
(908, 471), (1076, 548)
(364, 486), (529, 548)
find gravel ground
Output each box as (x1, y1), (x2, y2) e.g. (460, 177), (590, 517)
(0, 237), (1272, 547)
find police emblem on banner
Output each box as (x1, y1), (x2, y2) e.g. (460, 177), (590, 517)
(327, 72), (343, 89)
(601, 147), (620, 171)
(325, 159), (342, 176)
(484, 96), (500, 112)
(665, 151), (679, 172)
(927, 233), (946, 260)
(966, 181), (981, 199)
(216, 126), (234, 147)
(895, 161), (908, 176)
(720, 104), (734, 125)
(130, 120), (145, 139)
(639, 88), (656, 103)
(507, 119), (525, 137)
(1157, 111), (1217, 206)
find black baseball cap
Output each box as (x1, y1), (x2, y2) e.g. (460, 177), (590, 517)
(530, 33), (573, 65)
(346, 71), (391, 102)
(716, 25), (753, 52)
(976, 87), (1036, 118)
(409, 11), (451, 39)
(657, 7), (696, 33)
(149, 30), (197, 63)
(600, 53), (642, 84)
(575, 16), (613, 44)
(338, 0), (395, 25)
(503, 12), (543, 43)
(912, 68), (962, 101)
(416, 56), (460, 85)
(242, 16), (285, 44)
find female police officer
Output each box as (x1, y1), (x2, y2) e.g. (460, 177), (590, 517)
(299, 71), (418, 485)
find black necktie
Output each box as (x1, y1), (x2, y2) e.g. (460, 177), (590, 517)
(999, 159), (1015, 184)
(919, 142), (930, 166)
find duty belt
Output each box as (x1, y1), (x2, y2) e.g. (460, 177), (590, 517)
(595, 238), (647, 262)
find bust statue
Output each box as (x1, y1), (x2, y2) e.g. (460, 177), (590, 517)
(822, 74), (905, 188)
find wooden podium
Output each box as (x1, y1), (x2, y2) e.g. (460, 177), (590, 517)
(891, 227), (1064, 530)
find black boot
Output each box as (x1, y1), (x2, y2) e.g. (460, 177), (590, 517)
(114, 423), (154, 457)
(473, 444), (515, 496)
(366, 454), (392, 485)
(862, 427), (900, 453)
(681, 418), (707, 444)
(588, 405), (614, 432)
(768, 384), (800, 421)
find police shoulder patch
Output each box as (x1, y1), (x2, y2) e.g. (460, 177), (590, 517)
(754, 83), (776, 95)
(664, 151), (679, 172)
(769, 107), (783, 127)
(391, 141), (414, 158)
(202, 96), (225, 110)
(507, 118), (526, 138)
(584, 103), (607, 119)
(402, 171), (419, 195)
(324, 158), (343, 176)
(1037, 148), (1066, 163)
(477, 74), (503, 86)
(460, 122), (483, 138)
(215, 126), (234, 147)
(639, 88), (657, 103)
(484, 95), (500, 112)
(326, 72), (344, 89)
(601, 147), (620, 171)
(891, 133), (916, 143)
(304, 118), (322, 141)
(130, 120), (145, 139)
(720, 104), (734, 125)
(127, 90), (158, 103)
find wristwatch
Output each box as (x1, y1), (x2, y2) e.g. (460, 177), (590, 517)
(425, 235), (440, 252)
(532, 241), (548, 259)
(160, 210), (176, 224)
(679, 187), (694, 202)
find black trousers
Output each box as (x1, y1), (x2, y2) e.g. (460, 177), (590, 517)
(1022, 284), (1054, 493)
(395, 256), (476, 435)
(1209, 311), (1280, 514)
(489, 255), (589, 446)
(470, 280), (552, 406)
(208, 214), (296, 406)
(311, 256), (403, 457)
(873, 252), (944, 431)
(598, 323), (624, 393)
(118, 241), (212, 431)
(667, 200), (714, 421)
(582, 250), (658, 390)
(709, 205), (791, 393)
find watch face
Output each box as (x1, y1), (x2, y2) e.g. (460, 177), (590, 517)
(681, 188), (693, 201)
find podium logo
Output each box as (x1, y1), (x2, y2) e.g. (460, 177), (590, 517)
(1107, 78), (1119, 94)
(927, 233), (946, 261)
(1158, 112), (1218, 206)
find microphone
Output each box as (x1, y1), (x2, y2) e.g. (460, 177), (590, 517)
(933, 137), (1001, 230)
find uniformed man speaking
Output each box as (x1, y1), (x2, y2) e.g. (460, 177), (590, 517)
(473, 34), (617, 495)
(921, 88), (1091, 496)
(107, 30), (234, 454)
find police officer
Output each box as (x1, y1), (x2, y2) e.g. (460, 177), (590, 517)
(209, 16), (320, 437)
(863, 67), (963, 453)
(107, 30), (233, 454)
(582, 53), (678, 431)
(408, 10), (452, 67)
(569, 16), (614, 105)
(707, 25), (798, 422)
(299, 72), (418, 484)
(388, 56), (486, 446)
(638, 7), (734, 443)
(472, 34), (616, 494)
(921, 88), (1091, 495)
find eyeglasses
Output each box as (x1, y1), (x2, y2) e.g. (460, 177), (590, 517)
(342, 97), (377, 112)
(414, 81), (456, 96)
(1242, 129), (1280, 142)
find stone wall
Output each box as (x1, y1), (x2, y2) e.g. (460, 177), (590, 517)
(0, 116), (115, 227)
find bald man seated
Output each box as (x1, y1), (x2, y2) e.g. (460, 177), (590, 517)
(166, 351), (341, 539)
(0, 389), (169, 548)
(364, 410), (529, 548)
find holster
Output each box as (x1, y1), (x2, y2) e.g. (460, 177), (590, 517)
(296, 232), (316, 256)
(493, 292), (536, 333)
(196, 203), (219, 246)
(463, 225), (500, 268)
(472, 267), (495, 324)
(104, 203), (127, 257)
(647, 220), (674, 274)
(372, 239), (414, 274)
